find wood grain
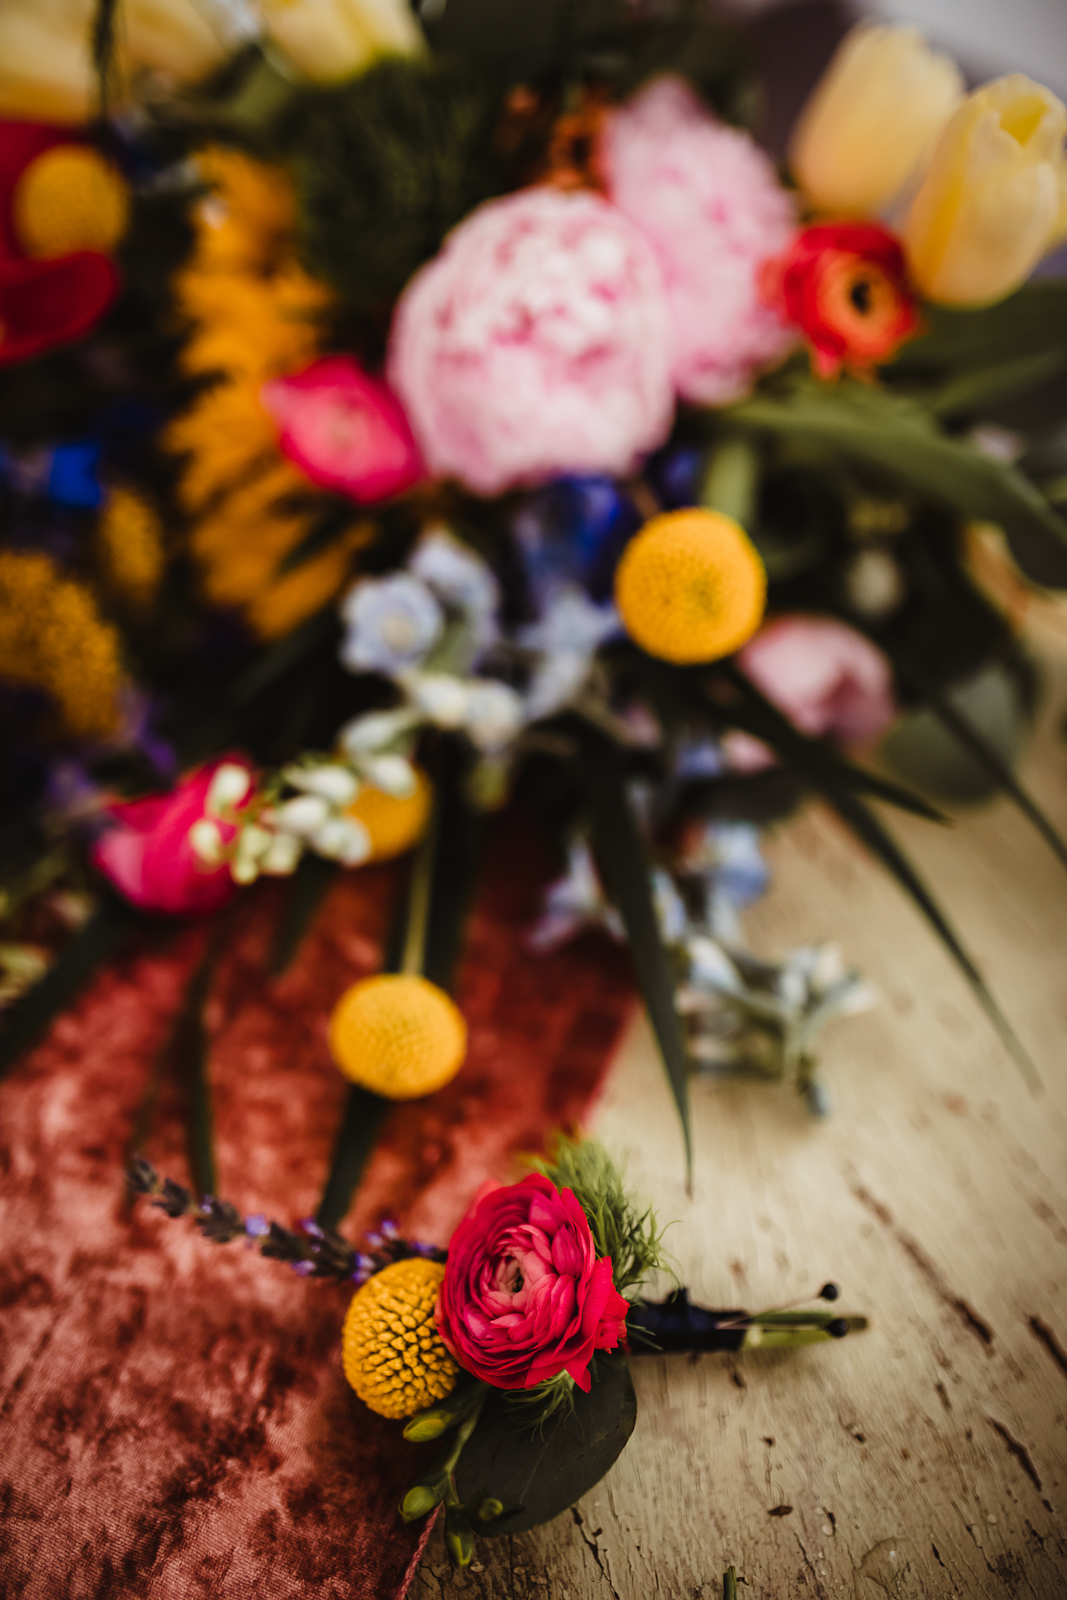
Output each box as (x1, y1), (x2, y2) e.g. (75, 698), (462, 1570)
(415, 637), (1067, 1598)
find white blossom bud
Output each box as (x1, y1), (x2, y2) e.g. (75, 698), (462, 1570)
(205, 762), (251, 818)
(273, 795), (332, 836)
(259, 830), (303, 876)
(189, 817), (224, 865)
(361, 755), (417, 798)
(311, 816), (372, 866)
(408, 673), (469, 729)
(283, 764), (360, 807)
(338, 707), (420, 758)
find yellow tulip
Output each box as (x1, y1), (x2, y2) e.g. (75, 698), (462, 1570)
(789, 23), (962, 215)
(259, 0), (423, 84)
(0, 0), (229, 124)
(904, 75), (1067, 307)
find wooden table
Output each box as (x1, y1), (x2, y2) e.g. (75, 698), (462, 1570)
(415, 628), (1067, 1598)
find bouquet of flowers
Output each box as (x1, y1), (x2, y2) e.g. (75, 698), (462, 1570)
(1, 0), (1066, 1180)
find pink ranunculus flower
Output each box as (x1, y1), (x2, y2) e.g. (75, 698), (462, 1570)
(387, 187), (674, 497)
(91, 757), (253, 915)
(738, 615), (897, 746)
(435, 1172), (630, 1392)
(599, 75), (798, 405)
(261, 355), (424, 504)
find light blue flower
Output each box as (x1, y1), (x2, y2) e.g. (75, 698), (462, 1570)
(519, 586), (621, 719)
(339, 573), (443, 675)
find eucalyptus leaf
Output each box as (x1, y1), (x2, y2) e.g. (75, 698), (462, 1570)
(454, 1353), (637, 1536)
(728, 379), (1067, 580)
(578, 723), (693, 1185)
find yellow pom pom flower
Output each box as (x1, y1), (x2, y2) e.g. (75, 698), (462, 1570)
(97, 488), (165, 613)
(614, 508), (766, 664)
(345, 770), (432, 862)
(0, 550), (122, 738)
(329, 973), (467, 1099)
(342, 1258), (458, 1419)
(13, 146), (129, 259)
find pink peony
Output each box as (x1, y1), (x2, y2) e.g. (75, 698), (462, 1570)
(738, 615), (897, 746)
(261, 355), (424, 503)
(387, 187), (674, 496)
(599, 75), (798, 404)
(91, 757), (252, 915)
(435, 1172), (630, 1392)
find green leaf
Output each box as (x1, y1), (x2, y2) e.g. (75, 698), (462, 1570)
(276, 501), (361, 578)
(175, 924), (233, 1200)
(227, 605), (337, 708)
(454, 1352), (637, 1536)
(0, 896), (135, 1082)
(926, 350), (1067, 418)
(886, 281), (1067, 374)
(922, 682), (1067, 875)
(716, 666), (1037, 1089)
(316, 1085), (389, 1230)
(268, 854), (340, 976)
(728, 378), (1067, 582)
(577, 722), (693, 1186)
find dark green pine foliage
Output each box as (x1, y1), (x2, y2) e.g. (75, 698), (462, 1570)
(288, 58), (507, 313)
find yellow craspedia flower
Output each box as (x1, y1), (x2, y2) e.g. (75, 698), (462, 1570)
(329, 973), (467, 1099)
(345, 770), (432, 862)
(615, 508), (766, 665)
(97, 487), (165, 612)
(0, 549), (122, 738)
(341, 1258), (457, 1419)
(13, 145), (130, 259)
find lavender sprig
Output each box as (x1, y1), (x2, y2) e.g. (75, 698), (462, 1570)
(126, 1157), (446, 1283)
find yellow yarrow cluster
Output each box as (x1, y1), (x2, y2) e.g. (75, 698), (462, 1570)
(0, 549), (122, 738)
(345, 769), (432, 862)
(341, 1258), (458, 1419)
(13, 145), (130, 259)
(329, 973), (467, 1099)
(164, 147), (353, 640)
(615, 508), (766, 664)
(97, 487), (165, 613)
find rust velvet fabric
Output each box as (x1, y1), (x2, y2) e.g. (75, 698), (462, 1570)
(0, 815), (634, 1599)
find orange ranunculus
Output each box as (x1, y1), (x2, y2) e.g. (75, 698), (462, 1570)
(762, 221), (921, 378)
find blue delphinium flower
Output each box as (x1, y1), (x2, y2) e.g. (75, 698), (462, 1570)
(340, 573), (443, 674)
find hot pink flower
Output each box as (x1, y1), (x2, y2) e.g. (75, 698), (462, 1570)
(91, 757), (252, 915)
(435, 1172), (630, 1392)
(261, 355), (424, 503)
(738, 615), (897, 746)
(599, 75), (798, 404)
(387, 187), (674, 496)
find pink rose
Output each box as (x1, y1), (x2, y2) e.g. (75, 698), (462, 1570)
(261, 355), (424, 503)
(387, 187), (674, 496)
(435, 1172), (630, 1392)
(738, 615), (897, 747)
(599, 75), (798, 404)
(91, 757), (252, 915)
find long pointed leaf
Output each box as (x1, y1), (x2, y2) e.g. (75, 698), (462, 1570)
(714, 666), (1037, 1088)
(0, 896), (135, 1082)
(925, 688), (1067, 877)
(268, 854), (340, 975)
(729, 380), (1067, 568)
(698, 663), (947, 824)
(578, 722), (693, 1186)
(174, 927), (230, 1199)
(316, 1087), (389, 1230)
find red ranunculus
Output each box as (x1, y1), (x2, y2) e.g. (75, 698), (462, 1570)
(435, 1172), (630, 1392)
(761, 221), (920, 377)
(260, 354), (424, 504)
(91, 757), (252, 916)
